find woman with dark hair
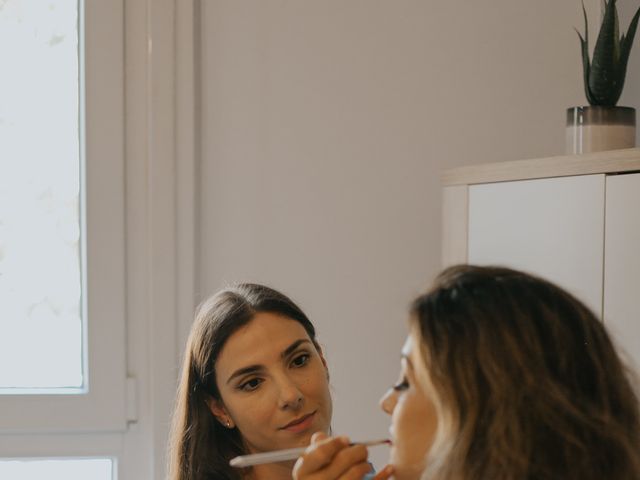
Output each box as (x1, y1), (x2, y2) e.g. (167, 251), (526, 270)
(168, 283), (374, 480)
(295, 265), (640, 479)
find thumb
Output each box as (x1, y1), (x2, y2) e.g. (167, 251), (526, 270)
(372, 464), (394, 480)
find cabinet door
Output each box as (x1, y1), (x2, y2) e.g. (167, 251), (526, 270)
(604, 173), (640, 371)
(468, 174), (605, 316)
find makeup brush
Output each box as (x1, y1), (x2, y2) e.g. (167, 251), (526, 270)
(229, 438), (391, 468)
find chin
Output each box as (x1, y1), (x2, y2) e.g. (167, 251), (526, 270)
(391, 466), (423, 480)
(312, 415), (330, 435)
(388, 455), (425, 480)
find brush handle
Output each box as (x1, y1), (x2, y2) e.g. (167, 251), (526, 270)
(229, 439), (390, 468)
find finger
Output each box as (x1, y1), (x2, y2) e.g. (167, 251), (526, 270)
(293, 436), (351, 476)
(320, 444), (369, 479)
(338, 461), (374, 480)
(371, 464), (394, 480)
(310, 431), (328, 445)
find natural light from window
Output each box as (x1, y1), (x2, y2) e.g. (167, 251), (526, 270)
(0, 458), (113, 480)
(0, 0), (84, 391)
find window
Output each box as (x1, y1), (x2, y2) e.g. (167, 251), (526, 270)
(0, 0), (127, 432)
(0, 458), (114, 480)
(0, 0), (84, 394)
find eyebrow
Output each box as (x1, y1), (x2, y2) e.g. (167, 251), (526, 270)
(225, 339), (312, 385)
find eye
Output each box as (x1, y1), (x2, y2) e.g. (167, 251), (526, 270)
(291, 353), (310, 368)
(393, 378), (409, 392)
(238, 378), (263, 392)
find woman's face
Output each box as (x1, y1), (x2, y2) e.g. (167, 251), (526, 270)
(210, 312), (332, 454)
(379, 333), (439, 480)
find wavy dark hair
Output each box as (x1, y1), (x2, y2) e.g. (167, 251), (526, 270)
(168, 283), (318, 480)
(410, 265), (640, 480)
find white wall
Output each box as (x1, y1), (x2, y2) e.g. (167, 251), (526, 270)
(195, 0), (632, 469)
(619, 0), (640, 145)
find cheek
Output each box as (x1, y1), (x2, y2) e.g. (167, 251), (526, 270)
(298, 363), (330, 396)
(297, 365), (333, 420)
(389, 393), (436, 476)
(227, 390), (277, 429)
(227, 390), (286, 454)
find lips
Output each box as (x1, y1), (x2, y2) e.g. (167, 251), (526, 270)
(280, 411), (317, 432)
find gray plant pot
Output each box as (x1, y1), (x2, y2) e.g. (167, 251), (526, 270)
(566, 106), (636, 154)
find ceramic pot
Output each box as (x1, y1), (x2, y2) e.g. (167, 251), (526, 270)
(566, 106), (636, 154)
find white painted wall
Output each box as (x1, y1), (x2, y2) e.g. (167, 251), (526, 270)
(619, 0), (640, 145)
(195, 0), (635, 469)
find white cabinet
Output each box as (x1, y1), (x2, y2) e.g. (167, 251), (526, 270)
(603, 173), (640, 369)
(442, 148), (640, 369)
(468, 175), (605, 315)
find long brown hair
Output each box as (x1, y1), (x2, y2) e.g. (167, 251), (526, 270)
(168, 283), (319, 480)
(410, 265), (640, 479)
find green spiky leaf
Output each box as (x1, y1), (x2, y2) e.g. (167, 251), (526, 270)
(577, 1), (596, 105)
(614, 0), (621, 61)
(590, 0), (623, 105)
(579, 0), (640, 106)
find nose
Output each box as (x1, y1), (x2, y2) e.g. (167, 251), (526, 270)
(277, 375), (304, 410)
(379, 387), (397, 415)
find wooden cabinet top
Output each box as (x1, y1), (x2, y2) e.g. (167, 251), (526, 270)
(442, 147), (640, 186)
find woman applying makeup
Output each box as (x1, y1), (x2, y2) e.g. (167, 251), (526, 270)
(295, 265), (640, 479)
(168, 283), (374, 480)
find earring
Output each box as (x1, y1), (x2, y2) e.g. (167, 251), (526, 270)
(226, 420), (232, 428)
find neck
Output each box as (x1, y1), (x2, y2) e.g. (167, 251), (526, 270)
(243, 460), (295, 480)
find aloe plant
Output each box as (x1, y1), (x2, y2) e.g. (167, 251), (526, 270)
(576, 0), (640, 106)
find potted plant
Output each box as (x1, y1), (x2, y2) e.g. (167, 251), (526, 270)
(567, 0), (640, 154)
